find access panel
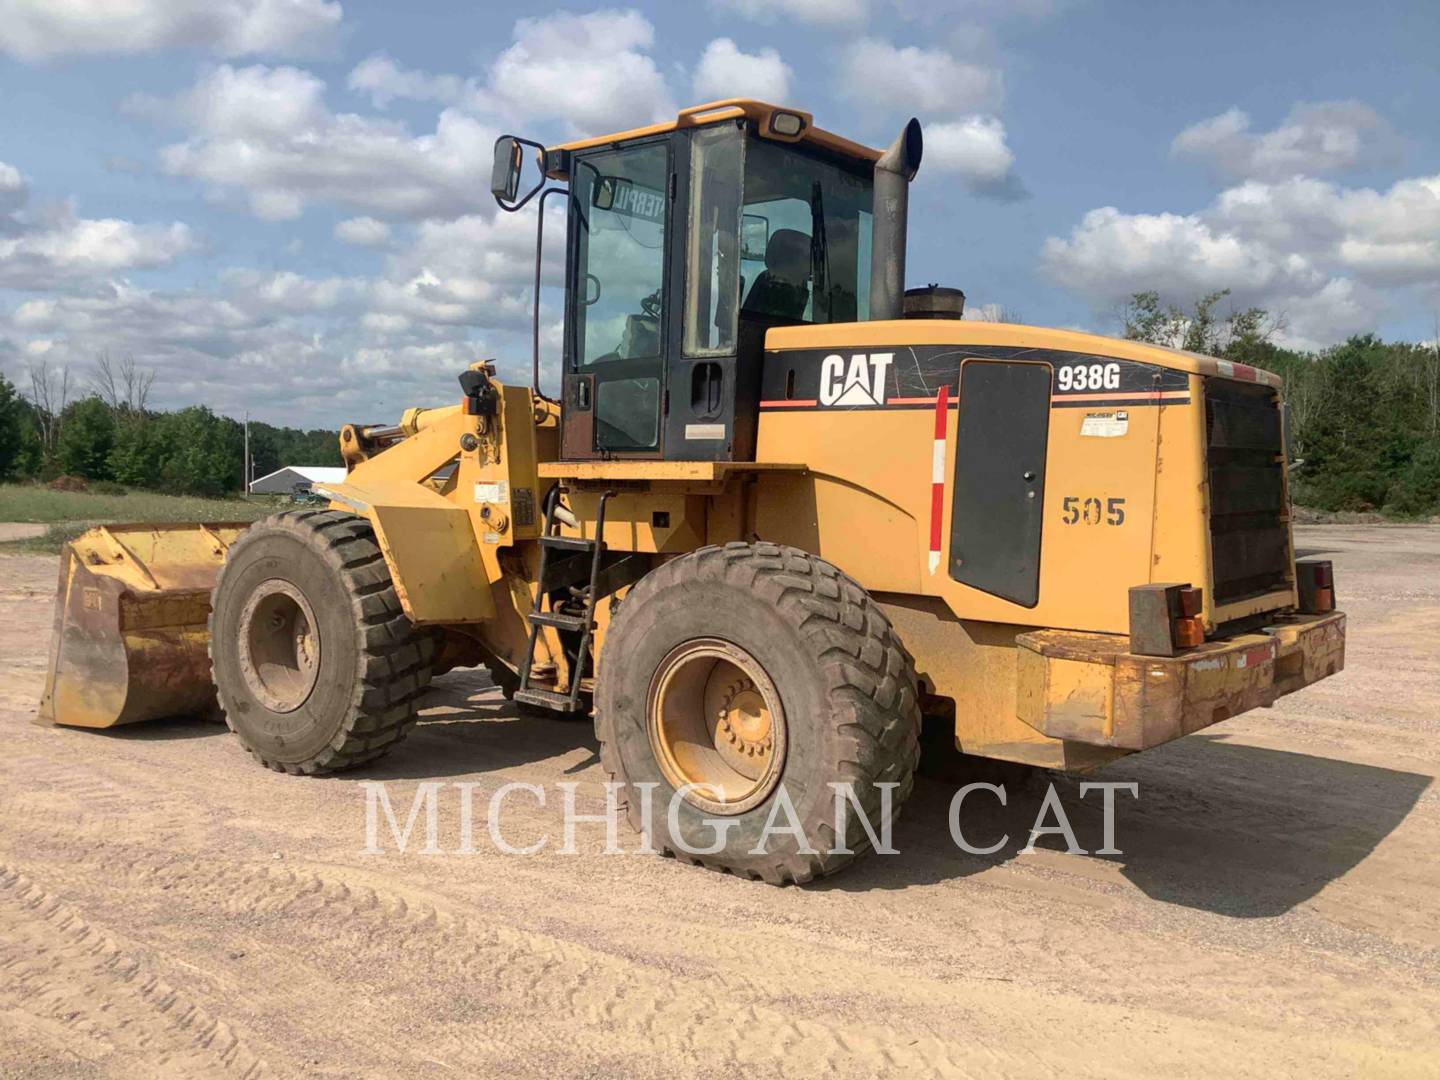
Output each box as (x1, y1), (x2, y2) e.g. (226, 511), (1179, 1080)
(950, 360), (1052, 607)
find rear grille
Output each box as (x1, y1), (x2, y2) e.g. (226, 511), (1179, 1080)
(1204, 378), (1291, 604)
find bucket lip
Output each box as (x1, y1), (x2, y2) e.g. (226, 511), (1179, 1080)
(61, 520), (247, 595)
(82, 519), (255, 534)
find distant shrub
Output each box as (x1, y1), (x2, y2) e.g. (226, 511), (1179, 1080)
(1385, 445), (1440, 517)
(48, 475), (88, 492)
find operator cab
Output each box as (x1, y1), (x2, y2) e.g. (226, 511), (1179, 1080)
(493, 101), (893, 462)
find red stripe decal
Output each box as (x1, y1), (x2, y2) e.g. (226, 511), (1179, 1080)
(928, 384), (949, 572)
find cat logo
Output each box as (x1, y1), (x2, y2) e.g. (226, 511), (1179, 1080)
(819, 352), (894, 407)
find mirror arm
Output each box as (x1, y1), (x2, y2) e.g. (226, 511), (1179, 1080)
(532, 185), (569, 400)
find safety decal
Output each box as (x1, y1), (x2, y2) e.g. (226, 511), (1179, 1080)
(1079, 411), (1130, 438)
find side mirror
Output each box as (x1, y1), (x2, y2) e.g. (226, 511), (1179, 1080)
(491, 137), (523, 205)
(592, 175), (616, 211)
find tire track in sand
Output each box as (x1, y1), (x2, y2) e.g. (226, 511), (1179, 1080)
(0, 867), (270, 1078)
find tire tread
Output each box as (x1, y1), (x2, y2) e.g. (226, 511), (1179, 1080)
(595, 541), (920, 885)
(209, 511), (433, 775)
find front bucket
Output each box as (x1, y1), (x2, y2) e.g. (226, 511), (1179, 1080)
(38, 522), (250, 729)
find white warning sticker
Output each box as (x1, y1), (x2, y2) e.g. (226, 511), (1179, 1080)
(1080, 410), (1129, 438)
(474, 481), (509, 505)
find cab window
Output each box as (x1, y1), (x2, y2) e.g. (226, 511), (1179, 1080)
(572, 143), (669, 369)
(684, 126), (873, 356)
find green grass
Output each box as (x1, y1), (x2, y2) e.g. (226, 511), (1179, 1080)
(0, 484), (277, 554)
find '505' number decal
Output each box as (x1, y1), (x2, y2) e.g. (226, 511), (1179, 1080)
(1056, 362), (1121, 392)
(1062, 496), (1126, 525)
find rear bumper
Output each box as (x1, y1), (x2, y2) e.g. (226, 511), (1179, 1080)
(1015, 611), (1345, 751)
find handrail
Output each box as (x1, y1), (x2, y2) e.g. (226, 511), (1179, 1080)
(533, 186), (568, 401)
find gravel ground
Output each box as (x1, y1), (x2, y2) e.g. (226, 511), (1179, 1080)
(0, 524), (1436, 1078)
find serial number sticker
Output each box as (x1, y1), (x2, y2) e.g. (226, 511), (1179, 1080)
(685, 423), (726, 441)
(474, 481), (509, 505)
(1080, 410), (1129, 438)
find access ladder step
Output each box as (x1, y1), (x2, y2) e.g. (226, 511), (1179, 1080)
(513, 688), (585, 713)
(540, 535), (596, 552)
(528, 610), (591, 632)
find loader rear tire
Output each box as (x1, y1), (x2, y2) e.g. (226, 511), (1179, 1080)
(595, 542), (921, 884)
(209, 510), (435, 774)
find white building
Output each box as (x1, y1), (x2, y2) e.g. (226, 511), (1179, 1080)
(248, 466), (348, 495)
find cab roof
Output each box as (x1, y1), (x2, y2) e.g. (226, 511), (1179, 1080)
(547, 99), (882, 164)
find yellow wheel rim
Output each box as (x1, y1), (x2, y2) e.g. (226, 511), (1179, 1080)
(647, 638), (785, 816)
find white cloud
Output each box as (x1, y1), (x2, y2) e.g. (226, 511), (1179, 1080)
(347, 55), (467, 108)
(693, 38), (792, 103)
(0, 161), (196, 290)
(0, 0), (341, 62)
(1042, 206), (1313, 299)
(345, 12), (675, 135)
(486, 10), (674, 134)
(830, 38), (1018, 197)
(1, 216), (196, 285)
(839, 38), (1002, 115)
(1212, 174), (1440, 284)
(248, 8), (675, 199)
(0, 162), (26, 215)
(0, 266), (521, 424)
(924, 116), (1023, 199)
(374, 201), (565, 330)
(141, 64), (497, 221)
(1041, 170), (1440, 347)
(719, 0), (1069, 26)
(0, 190), (575, 423)
(1172, 101), (1403, 182)
(891, 0), (1067, 19)
(711, 0), (869, 27)
(335, 216), (392, 247)
(220, 267), (361, 313)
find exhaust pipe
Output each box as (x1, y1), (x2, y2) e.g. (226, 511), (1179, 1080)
(869, 118), (923, 322)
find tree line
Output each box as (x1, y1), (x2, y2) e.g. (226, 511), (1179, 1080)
(0, 355), (341, 497)
(1121, 290), (1440, 516)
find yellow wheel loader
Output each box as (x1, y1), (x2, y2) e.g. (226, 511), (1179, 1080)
(39, 100), (1346, 883)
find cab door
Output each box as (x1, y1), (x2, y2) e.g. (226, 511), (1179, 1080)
(563, 139), (674, 459)
(949, 359), (1052, 607)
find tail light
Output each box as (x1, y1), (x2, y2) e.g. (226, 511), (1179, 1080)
(1296, 560), (1335, 614)
(1173, 586), (1205, 647)
(1129, 583), (1207, 656)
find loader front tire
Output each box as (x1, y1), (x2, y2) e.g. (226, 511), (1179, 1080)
(595, 543), (921, 884)
(209, 510), (434, 774)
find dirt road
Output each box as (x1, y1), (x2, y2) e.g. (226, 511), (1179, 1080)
(1, 525), (1437, 1078)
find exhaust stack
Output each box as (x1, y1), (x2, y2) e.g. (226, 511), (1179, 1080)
(868, 118), (923, 322)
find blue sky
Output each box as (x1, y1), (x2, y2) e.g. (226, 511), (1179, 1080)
(0, 0), (1436, 426)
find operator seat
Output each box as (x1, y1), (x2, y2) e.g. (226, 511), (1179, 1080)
(742, 228), (810, 320)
